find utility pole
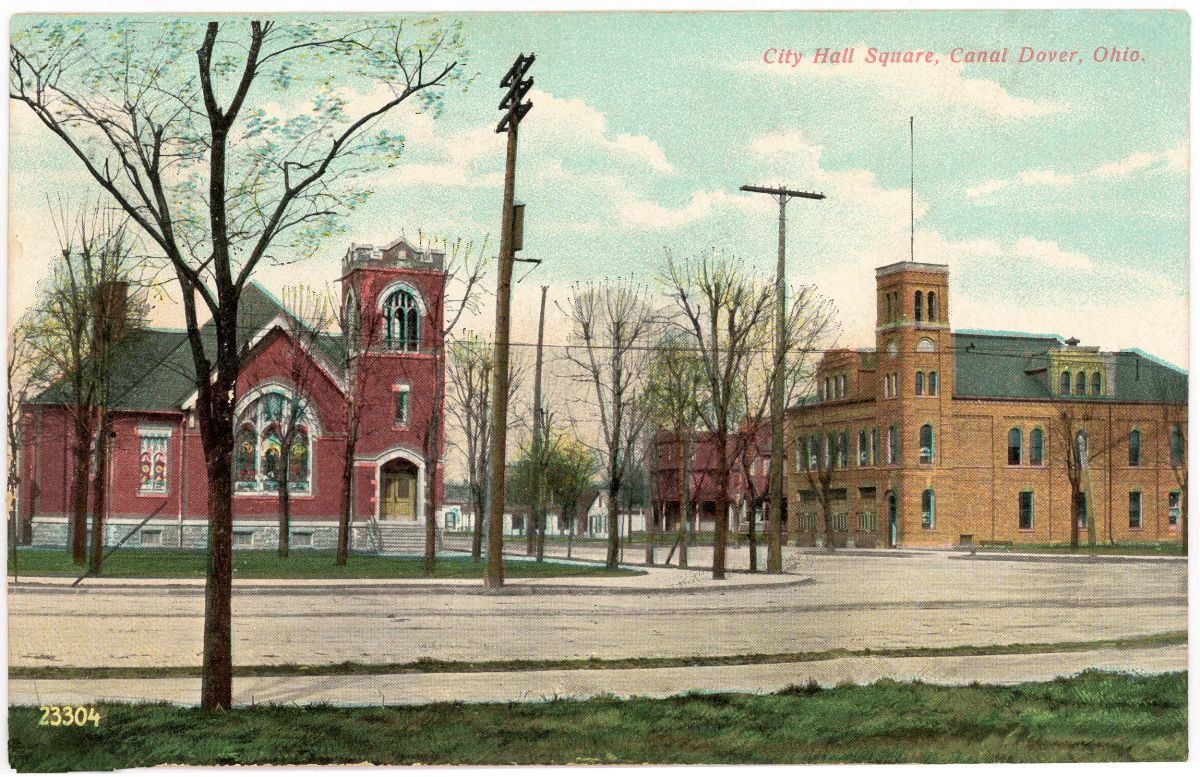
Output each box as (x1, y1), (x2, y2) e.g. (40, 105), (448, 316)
(739, 184), (825, 573)
(486, 53), (535, 590)
(532, 285), (548, 562)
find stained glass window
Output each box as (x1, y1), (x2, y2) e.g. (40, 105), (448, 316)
(234, 391), (314, 494)
(139, 434), (169, 493)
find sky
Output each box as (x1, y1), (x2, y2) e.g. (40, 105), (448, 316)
(7, 9), (1191, 368)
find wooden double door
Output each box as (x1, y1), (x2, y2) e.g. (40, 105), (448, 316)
(380, 458), (418, 520)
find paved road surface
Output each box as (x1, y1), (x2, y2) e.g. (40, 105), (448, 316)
(7, 547), (1186, 705)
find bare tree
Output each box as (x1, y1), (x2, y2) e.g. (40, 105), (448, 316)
(665, 251), (774, 579)
(7, 313), (56, 559)
(564, 279), (659, 569)
(11, 17), (471, 710)
(644, 331), (704, 568)
(797, 426), (839, 549)
(270, 287), (336, 559)
(731, 284), (836, 569)
(333, 281), (389, 566)
(446, 333), (524, 561)
(21, 207), (145, 566)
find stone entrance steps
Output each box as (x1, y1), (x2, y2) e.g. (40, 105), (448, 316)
(375, 521), (441, 555)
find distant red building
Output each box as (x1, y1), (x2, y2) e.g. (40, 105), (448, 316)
(16, 238), (445, 552)
(653, 425), (773, 534)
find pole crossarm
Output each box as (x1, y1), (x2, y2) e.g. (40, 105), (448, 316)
(740, 184), (826, 201)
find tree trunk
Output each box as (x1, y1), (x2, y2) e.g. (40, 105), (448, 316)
(471, 482), (485, 561)
(199, 401), (235, 713)
(566, 502), (575, 559)
(70, 414), (93, 565)
(337, 436), (354, 565)
(1069, 479), (1081, 550)
(87, 412), (109, 575)
(712, 429), (729, 580)
(424, 398), (442, 575)
(606, 482), (620, 568)
(677, 435), (688, 569)
(277, 439), (291, 560)
(748, 499), (757, 572)
(646, 499), (657, 565)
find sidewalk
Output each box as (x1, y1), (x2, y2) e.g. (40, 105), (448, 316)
(8, 644), (1186, 708)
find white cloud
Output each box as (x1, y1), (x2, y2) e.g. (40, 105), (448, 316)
(918, 230), (1094, 271)
(527, 90), (673, 174)
(736, 45), (1064, 119)
(965, 142), (1186, 198)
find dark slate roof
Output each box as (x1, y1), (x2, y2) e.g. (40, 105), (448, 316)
(953, 330), (1186, 403)
(1112, 350), (1187, 403)
(29, 281), (342, 413)
(953, 331), (1064, 400)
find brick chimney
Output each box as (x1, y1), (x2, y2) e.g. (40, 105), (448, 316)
(94, 280), (130, 343)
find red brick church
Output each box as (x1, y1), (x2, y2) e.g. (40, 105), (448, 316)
(15, 238), (446, 552)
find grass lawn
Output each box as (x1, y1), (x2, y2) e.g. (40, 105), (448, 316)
(6, 548), (641, 579)
(7, 671), (1186, 769)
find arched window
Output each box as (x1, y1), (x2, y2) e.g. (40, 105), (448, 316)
(917, 338), (936, 353)
(858, 429), (868, 467)
(919, 423), (934, 464)
(929, 371), (939, 395)
(1075, 430), (1089, 470)
(921, 489), (935, 529)
(1008, 427), (1023, 466)
(1128, 428), (1142, 466)
(915, 372), (925, 395)
(383, 288), (421, 351)
(885, 292), (893, 322)
(839, 431), (849, 469)
(927, 291), (937, 322)
(1059, 371), (1071, 395)
(827, 432), (837, 469)
(1075, 371), (1086, 395)
(914, 290), (923, 321)
(1030, 428), (1045, 466)
(234, 390), (315, 494)
(1091, 371), (1102, 396)
(888, 424), (899, 464)
(1171, 424), (1185, 467)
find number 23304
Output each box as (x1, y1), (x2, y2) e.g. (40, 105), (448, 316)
(39, 705), (101, 727)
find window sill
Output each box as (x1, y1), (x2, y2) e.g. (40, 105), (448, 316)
(234, 491), (316, 500)
(138, 490), (169, 497)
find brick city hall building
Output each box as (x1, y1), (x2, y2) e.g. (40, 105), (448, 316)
(787, 261), (1187, 548)
(16, 238), (446, 552)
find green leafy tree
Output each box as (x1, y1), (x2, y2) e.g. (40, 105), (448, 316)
(11, 17), (470, 711)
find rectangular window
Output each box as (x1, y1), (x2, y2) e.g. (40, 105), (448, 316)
(830, 488), (848, 502)
(795, 440), (804, 472)
(140, 528), (164, 546)
(859, 486), (877, 501)
(291, 530), (314, 548)
(233, 530), (255, 548)
(1128, 491), (1143, 529)
(836, 512), (847, 532)
(394, 388), (410, 426)
(858, 430), (868, 467)
(929, 371), (939, 395)
(1169, 492), (1181, 526)
(1018, 491), (1034, 531)
(139, 434), (170, 493)
(871, 428), (879, 465)
(888, 425), (898, 465)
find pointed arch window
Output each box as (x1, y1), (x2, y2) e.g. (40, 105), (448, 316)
(235, 390), (315, 494)
(383, 288), (421, 351)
